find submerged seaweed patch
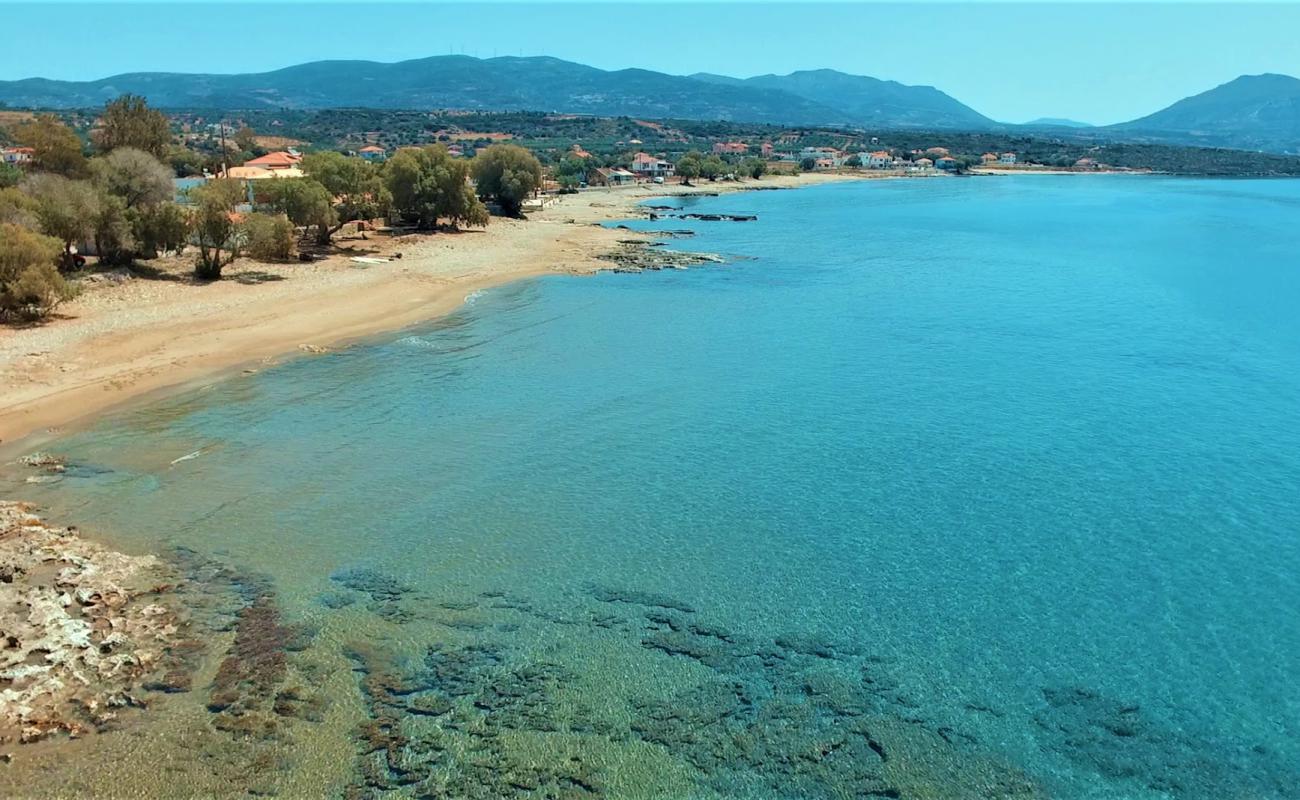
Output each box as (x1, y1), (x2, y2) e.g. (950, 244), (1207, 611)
(337, 586), (1045, 799)
(1033, 686), (1298, 799)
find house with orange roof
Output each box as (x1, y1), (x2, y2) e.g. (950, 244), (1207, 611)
(358, 145), (387, 162)
(571, 144), (592, 159)
(712, 142), (748, 156)
(2, 146), (34, 164)
(242, 151), (302, 170)
(630, 152), (674, 178)
(981, 153), (999, 163)
(863, 150), (892, 169)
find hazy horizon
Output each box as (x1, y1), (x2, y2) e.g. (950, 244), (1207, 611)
(3, 2), (1300, 124)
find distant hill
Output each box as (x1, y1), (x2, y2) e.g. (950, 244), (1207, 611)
(0, 56), (847, 126)
(0, 56), (992, 131)
(1107, 74), (1300, 153)
(691, 69), (995, 130)
(1023, 117), (1094, 128)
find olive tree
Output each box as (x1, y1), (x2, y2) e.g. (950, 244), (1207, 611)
(300, 151), (389, 243)
(384, 145), (488, 230)
(470, 144), (543, 217)
(97, 95), (171, 158)
(191, 179), (245, 280)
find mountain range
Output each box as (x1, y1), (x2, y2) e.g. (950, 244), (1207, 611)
(1, 56), (1297, 154)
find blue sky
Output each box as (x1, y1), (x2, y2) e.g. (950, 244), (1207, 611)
(3, 2), (1299, 124)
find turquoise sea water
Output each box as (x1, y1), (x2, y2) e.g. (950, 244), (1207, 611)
(5, 176), (1300, 798)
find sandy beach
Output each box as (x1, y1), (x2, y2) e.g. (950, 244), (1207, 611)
(0, 172), (859, 452)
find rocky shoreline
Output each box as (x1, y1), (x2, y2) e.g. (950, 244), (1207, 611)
(0, 501), (188, 749)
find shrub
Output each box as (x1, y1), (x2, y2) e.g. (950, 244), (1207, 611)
(0, 223), (74, 320)
(243, 212), (295, 262)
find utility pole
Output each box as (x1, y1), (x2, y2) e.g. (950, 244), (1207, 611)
(219, 116), (228, 178)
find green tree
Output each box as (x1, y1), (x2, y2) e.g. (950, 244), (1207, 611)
(676, 152), (702, 185)
(844, 154), (862, 168)
(699, 155), (727, 181)
(234, 126), (258, 153)
(470, 144), (543, 217)
(132, 202), (190, 258)
(97, 95), (171, 158)
(0, 162), (21, 189)
(91, 192), (134, 266)
(166, 145), (207, 177)
(257, 177), (336, 243)
(191, 179), (245, 280)
(243, 212), (295, 261)
(91, 147), (174, 209)
(0, 223), (72, 320)
(384, 145), (488, 230)
(0, 186), (37, 227)
(742, 157), (767, 179)
(25, 174), (99, 269)
(800, 157), (817, 171)
(13, 115), (88, 177)
(299, 151), (388, 242)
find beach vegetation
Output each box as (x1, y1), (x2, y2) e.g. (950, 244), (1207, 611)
(845, 154), (862, 167)
(742, 157), (767, 179)
(383, 145), (488, 230)
(0, 222), (73, 320)
(0, 186), (37, 227)
(675, 151), (702, 185)
(243, 212), (296, 262)
(13, 114), (88, 178)
(470, 144), (543, 217)
(91, 147), (174, 209)
(300, 151), (389, 242)
(96, 95), (171, 158)
(90, 191), (134, 266)
(24, 173), (99, 269)
(191, 178), (245, 280)
(698, 154), (728, 180)
(800, 157), (817, 171)
(256, 177), (336, 244)
(131, 201), (190, 258)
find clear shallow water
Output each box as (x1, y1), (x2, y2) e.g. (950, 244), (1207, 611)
(6, 176), (1300, 798)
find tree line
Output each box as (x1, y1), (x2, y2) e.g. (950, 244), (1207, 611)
(1, 96), (543, 320)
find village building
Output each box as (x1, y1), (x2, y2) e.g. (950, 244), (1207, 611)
(588, 167), (636, 187)
(800, 146), (845, 167)
(358, 145), (387, 162)
(631, 152), (674, 178)
(1000, 152), (1018, 164)
(863, 150), (892, 169)
(1, 146), (34, 164)
(242, 151), (302, 171)
(913, 157), (934, 169)
(935, 156), (959, 170)
(981, 153), (999, 163)
(571, 144), (592, 159)
(760, 142), (774, 158)
(712, 142), (748, 156)
(925, 146), (950, 157)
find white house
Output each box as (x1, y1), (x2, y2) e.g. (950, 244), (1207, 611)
(1000, 152), (1018, 164)
(863, 150), (892, 169)
(2, 147), (34, 165)
(630, 152), (674, 178)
